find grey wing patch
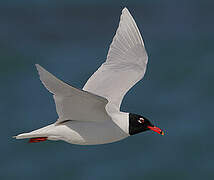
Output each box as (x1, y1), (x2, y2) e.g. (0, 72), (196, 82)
(54, 94), (109, 123)
(36, 64), (110, 123)
(83, 8), (148, 110)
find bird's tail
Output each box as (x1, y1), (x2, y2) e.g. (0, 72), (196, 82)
(13, 124), (56, 143)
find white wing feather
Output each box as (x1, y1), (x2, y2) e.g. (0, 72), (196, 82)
(36, 64), (109, 123)
(83, 8), (148, 110)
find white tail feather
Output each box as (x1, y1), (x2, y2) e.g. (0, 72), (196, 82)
(14, 124), (55, 139)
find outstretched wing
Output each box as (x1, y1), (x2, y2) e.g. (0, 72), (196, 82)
(83, 8), (148, 110)
(36, 64), (109, 123)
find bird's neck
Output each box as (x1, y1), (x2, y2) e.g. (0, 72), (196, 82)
(110, 112), (129, 134)
(105, 103), (129, 134)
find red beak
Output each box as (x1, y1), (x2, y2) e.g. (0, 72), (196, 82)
(147, 126), (164, 135)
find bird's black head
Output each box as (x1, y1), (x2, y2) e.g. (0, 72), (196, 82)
(129, 113), (164, 135)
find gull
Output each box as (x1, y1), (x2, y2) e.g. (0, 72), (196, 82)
(14, 8), (164, 145)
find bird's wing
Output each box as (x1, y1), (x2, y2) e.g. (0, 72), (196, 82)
(83, 8), (148, 110)
(36, 64), (110, 123)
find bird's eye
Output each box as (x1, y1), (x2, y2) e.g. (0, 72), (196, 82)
(138, 118), (144, 123)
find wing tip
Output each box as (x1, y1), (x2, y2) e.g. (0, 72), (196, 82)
(35, 64), (43, 73)
(122, 7), (128, 13)
(122, 7), (131, 17)
(35, 63), (40, 68)
(121, 7), (144, 46)
(35, 64), (50, 79)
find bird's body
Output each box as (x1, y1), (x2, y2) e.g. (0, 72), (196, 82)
(22, 119), (128, 145)
(15, 8), (164, 145)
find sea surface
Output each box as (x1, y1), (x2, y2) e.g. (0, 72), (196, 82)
(0, 1), (213, 180)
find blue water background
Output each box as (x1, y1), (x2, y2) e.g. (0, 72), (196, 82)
(0, 1), (213, 179)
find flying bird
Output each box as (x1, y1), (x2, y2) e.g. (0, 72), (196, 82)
(14, 8), (164, 145)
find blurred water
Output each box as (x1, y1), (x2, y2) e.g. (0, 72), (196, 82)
(0, 1), (213, 180)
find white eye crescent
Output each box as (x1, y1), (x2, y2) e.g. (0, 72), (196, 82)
(138, 118), (144, 123)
